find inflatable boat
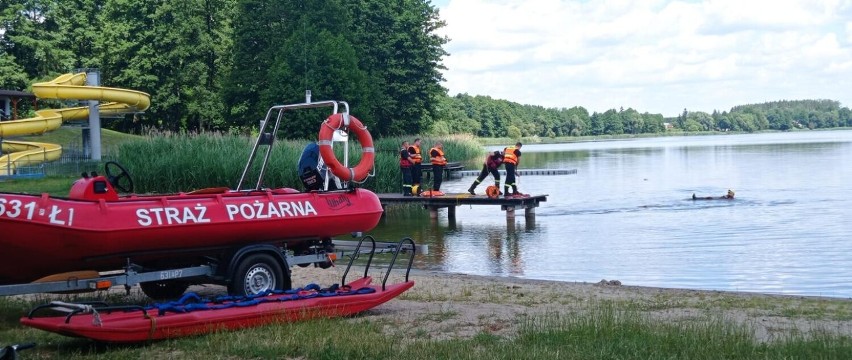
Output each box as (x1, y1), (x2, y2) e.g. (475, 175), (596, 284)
(0, 100), (380, 287)
(0, 173), (382, 284)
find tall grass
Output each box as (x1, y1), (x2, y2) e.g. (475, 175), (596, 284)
(116, 132), (484, 194)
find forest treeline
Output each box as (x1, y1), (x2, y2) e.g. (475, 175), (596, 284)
(2, 0), (850, 139)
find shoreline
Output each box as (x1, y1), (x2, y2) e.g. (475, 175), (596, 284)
(289, 267), (852, 342)
(6, 266), (850, 344)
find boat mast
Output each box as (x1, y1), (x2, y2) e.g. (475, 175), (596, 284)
(236, 95), (345, 192)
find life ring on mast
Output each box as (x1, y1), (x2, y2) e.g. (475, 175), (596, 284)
(318, 113), (375, 182)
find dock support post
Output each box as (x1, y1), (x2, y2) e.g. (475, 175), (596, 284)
(447, 206), (456, 221)
(429, 206), (439, 219)
(505, 206), (515, 220)
(524, 206), (535, 223)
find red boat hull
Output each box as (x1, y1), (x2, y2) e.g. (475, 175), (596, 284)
(21, 277), (413, 343)
(0, 187), (383, 285)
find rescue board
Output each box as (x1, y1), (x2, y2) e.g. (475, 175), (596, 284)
(21, 277), (413, 343)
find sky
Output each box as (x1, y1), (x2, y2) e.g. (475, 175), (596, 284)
(431, 0), (852, 117)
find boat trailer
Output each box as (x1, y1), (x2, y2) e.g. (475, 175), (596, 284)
(0, 236), (426, 297)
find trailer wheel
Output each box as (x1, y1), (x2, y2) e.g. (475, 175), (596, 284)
(229, 253), (288, 296)
(140, 280), (189, 300)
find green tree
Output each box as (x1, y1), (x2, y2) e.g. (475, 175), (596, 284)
(0, 53), (28, 89)
(1, 0), (73, 79)
(687, 111), (714, 131)
(602, 109), (623, 135)
(223, 0), (288, 128)
(97, 0), (235, 132)
(344, 0), (448, 136)
(54, 0), (102, 69)
(620, 108), (643, 134)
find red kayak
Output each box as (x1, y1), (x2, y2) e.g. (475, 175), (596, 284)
(21, 276), (413, 343)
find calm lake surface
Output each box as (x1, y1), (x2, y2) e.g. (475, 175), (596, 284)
(371, 130), (852, 298)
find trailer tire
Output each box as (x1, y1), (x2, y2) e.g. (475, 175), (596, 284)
(229, 253), (287, 296)
(140, 280), (189, 300)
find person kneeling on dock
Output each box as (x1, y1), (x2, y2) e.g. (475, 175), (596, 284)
(468, 150), (503, 195)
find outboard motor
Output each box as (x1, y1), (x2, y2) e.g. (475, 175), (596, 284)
(298, 142), (324, 191)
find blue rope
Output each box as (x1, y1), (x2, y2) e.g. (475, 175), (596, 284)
(147, 283), (376, 316)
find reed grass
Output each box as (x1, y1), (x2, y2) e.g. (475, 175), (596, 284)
(114, 132), (484, 194)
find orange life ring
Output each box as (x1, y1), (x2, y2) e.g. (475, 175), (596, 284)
(318, 113), (375, 182)
(485, 185), (500, 199)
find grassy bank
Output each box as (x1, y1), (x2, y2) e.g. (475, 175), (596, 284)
(1, 271), (850, 359)
(2, 312), (846, 359)
(0, 175), (78, 195)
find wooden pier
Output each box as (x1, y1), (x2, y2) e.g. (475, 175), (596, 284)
(377, 193), (547, 224)
(457, 168), (577, 177)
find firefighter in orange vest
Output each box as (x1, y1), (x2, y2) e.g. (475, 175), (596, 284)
(408, 138), (423, 194)
(429, 142), (448, 192)
(503, 142), (523, 197)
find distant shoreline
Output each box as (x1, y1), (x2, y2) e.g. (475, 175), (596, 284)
(476, 127), (852, 146)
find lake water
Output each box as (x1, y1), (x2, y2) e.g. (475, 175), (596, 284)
(370, 130), (852, 298)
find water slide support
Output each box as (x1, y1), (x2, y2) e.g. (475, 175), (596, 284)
(0, 73), (149, 174)
(86, 70), (102, 160)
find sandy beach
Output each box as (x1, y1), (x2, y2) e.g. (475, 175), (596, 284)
(8, 265), (850, 345)
(288, 266), (852, 342)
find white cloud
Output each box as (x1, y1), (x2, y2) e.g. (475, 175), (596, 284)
(436, 0), (852, 116)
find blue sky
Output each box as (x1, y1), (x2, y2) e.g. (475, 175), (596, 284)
(432, 0), (852, 116)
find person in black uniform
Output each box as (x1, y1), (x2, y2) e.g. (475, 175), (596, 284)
(468, 150), (503, 195)
(399, 141), (414, 196)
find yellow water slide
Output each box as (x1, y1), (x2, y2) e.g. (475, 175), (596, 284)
(0, 73), (150, 173)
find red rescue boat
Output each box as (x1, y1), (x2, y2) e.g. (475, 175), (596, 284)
(0, 100), (381, 288)
(0, 179), (382, 285)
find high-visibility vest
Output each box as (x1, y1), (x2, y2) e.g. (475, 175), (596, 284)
(503, 146), (519, 165)
(430, 147), (447, 166)
(409, 145), (422, 164)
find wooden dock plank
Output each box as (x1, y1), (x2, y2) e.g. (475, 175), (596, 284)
(457, 168), (577, 176)
(377, 193), (547, 223)
(377, 193), (547, 206)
